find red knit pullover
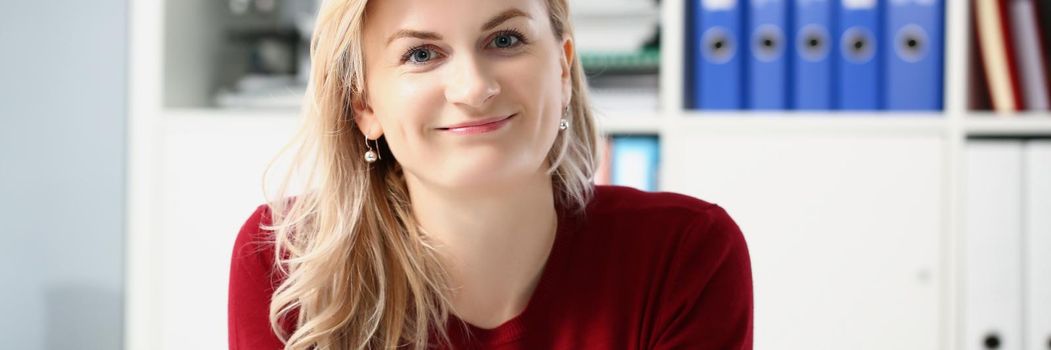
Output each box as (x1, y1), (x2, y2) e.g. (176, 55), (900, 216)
(228, 185), (753, 349)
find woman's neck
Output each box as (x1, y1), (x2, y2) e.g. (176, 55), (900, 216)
(404, 171), (559, 327)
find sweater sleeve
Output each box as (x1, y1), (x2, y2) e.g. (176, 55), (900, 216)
(228, 204), (287, 350)
(653, 204), (754, 350)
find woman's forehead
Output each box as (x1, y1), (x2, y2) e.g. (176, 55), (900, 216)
(363, 0), (547, 42)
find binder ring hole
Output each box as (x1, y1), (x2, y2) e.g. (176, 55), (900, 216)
(751, 24), (784, 62)
(894, 24), (929, 63)
(797, 24), (830, 62)
(701, 27), (735, 64)
(983, 332), (1001, 349)
(840, 27), (875, 63)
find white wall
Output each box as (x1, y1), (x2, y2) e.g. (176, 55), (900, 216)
(155, 111), (299, 349)
(0, 1), (128, 348)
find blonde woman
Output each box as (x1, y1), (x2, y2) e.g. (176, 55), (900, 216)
(228, 0), (753, 348)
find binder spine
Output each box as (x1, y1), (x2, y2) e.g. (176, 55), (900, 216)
(836, 0), (880, 110)
(792, 0), (835, 109)
(696, 0), (746, 109)
(748, 0), (790, 109)
(885, 0), (944, 110)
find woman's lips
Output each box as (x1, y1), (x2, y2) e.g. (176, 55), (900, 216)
(439, 114), (515, 135)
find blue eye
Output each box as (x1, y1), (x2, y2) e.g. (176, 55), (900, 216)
(403, 46), (440, 64)
(492, 34), (519, 48)
(489, 29), (528, 49)
(400, 29), (528, 66)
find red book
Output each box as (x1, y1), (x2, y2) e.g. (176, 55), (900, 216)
(974, 0), (1022, 112)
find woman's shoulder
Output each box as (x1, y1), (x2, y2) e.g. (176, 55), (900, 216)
(230, 203), (280, 285)
(585, 185), (745, 255)
(585, 187), (753, 348)
(232, 196), (302, 263)
(589, 185), (727, 222)
(233, 203), (276, 251)
(228, 204), (297, 349)
(587, 186), (752, 311)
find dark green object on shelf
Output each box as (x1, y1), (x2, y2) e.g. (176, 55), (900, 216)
(580, 48), (660, 75)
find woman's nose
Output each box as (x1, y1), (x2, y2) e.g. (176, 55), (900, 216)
(444, 55), (501, 110)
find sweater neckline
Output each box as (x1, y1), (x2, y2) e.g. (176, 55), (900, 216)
(445, 203), (579, 346)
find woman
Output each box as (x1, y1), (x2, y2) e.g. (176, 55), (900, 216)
(228, 0), (753, 348)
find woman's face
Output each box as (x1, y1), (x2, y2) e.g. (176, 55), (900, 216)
(354, 0), (573, 192)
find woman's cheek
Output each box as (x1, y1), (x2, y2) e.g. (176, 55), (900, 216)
(394, 73), (445, 114)
(384, 78), (442, 164)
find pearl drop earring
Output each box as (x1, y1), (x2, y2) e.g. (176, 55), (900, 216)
(559, 106), (570, 131)
(363, 135), (380, 163)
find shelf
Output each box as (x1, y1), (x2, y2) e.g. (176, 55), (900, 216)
(163, 107), (298, 119)
(594, 111), (663, 134)
(670, 111), (948, 136)
(964, 114), (1051, 137)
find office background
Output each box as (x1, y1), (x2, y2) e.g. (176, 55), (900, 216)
(3, 0), (1051, 349)
(1, 1), (127, 349)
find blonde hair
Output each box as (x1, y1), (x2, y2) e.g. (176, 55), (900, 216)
(260, 0), (600, 348)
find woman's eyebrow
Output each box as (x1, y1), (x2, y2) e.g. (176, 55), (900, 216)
(385, 8), (531, 46)
(480, 8), (530, 31)
(386, 30), (441, 46)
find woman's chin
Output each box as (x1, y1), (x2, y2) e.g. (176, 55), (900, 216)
(437, 165), (538, 191)
(439, 171), (513, 190)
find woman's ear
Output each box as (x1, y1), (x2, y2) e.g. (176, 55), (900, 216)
(559, 35), (575, 107)
(351, 94), (384, 139)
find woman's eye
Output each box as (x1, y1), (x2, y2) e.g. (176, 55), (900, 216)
(403, 46), (440, 65)
(490, 33), (520, 49)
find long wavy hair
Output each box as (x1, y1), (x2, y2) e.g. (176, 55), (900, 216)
(259, 0), (600, 348)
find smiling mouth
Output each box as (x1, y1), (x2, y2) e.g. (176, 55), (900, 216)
(437, 114), (516, 135)
(437, 114), (516, 131)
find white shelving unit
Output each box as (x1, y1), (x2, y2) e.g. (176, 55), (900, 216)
(964, 113), (1051, 136)
(126, 0), (1050, 349)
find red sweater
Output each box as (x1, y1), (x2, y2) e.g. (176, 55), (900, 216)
(229, 185), (753, 349)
